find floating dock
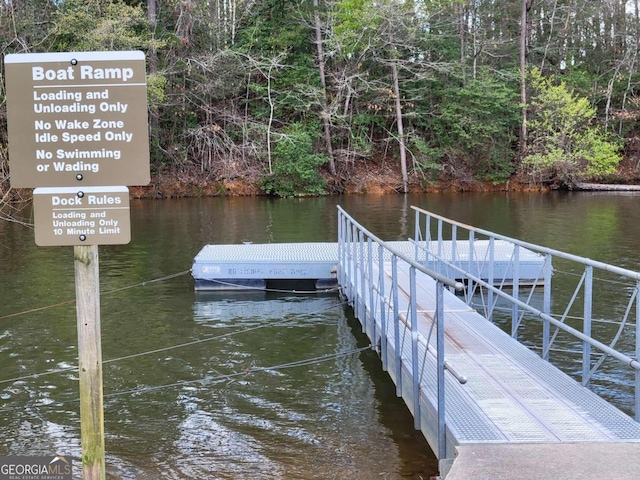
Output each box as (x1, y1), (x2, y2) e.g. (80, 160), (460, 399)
(191, 208), (640, 479)
(192, 242), (338, 291)
(192, 241), (545, 291)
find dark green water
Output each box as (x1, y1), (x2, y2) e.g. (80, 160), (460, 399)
(1, 191), (640, 478)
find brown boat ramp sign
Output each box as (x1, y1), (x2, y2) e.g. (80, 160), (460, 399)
(5, 50), (149, 188)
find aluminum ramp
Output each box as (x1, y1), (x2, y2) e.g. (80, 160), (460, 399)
(352, 261), (640, 462)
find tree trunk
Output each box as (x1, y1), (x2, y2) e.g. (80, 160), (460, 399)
(147, 0), (157, 73)
(539, 0), (559, 71)
(519, 0), (531, 156)
(147, 0), (159, 156)
(267, 62), (275, 175)
(391, 61), (408, 193)
(313, 0), (336, 176)
(559, 0), (575, 70)
(458, 1), (466, 86)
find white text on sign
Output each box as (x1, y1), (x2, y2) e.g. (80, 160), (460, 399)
(32, 66), (135, 82)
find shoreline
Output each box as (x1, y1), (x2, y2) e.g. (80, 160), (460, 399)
(574, 182), (640, 191)
(5, 165), (640, 203)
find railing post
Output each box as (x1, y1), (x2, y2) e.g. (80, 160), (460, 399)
(636, 280), (640, 422)
(414, 209), (421, 260)
(512, 245), (520, 339)
(487, 237), (495, 322)
(436, 280), (446, 459)
(358, 230), (365, 324)
(392, 256), (402, 397)
(426, 215), (433, 270)
(338, 212), (344, 293)
(379, 244), (387, 371)
(344, 219), (351, 299)
(451, 224), (457, 281)
(583, 266), (593, 387)
(467, 231), (475, 306)
(437, 219), (443, 275)
(349, 223), (356, 301)
(410, 266), (420, 429)
(352, 223), (357, 300)
(542, 253), (552, 361)
(368, 237), (375, 342)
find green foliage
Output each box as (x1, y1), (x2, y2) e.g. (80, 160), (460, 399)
(429, 75), (520, 183)
(0, 0), (57, 50)
(2, 0), (637, 193)
(52, 0), (154, 51)
(146, 73), (167, 112)
(238, 0), (311, 53)
(576, 129), (621, 177)
(557, 70), (595, 101)
(407, 135), (444, 181)
(334, 0), (377, 54)
(523, 69), (622, 185)
(261, 124), (329, 197)
(236, 0), (323, 124)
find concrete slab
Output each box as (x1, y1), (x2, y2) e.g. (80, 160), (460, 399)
(445, 443), (640, 480)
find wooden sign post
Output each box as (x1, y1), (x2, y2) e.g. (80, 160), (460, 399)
(74, 244), (105, 480)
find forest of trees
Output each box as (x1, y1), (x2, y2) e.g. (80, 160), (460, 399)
(1, 0), (639, 198)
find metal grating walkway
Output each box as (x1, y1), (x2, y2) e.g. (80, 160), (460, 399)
(346, 260), (640, 478)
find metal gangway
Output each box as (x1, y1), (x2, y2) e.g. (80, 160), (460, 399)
(337, 205), (640, 479)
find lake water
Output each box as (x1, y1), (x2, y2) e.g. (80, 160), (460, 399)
(1, 191), (640, 478)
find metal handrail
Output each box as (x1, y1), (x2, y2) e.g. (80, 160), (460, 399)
(339, 207), (463, 290)
(337, 206), (463, 459)
(411, 237), (640, 370)
(413, 205), (640, 280)
(412, 205), (640, 421)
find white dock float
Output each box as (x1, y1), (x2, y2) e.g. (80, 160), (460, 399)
(192, 241), (545, 291)
(192, 242), (338, 290)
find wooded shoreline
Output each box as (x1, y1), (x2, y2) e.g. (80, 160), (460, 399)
(2, 1), (640, 200)
(7, 169), (640, 205)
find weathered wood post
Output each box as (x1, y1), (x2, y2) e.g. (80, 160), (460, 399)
(74, 244), (105, 480)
